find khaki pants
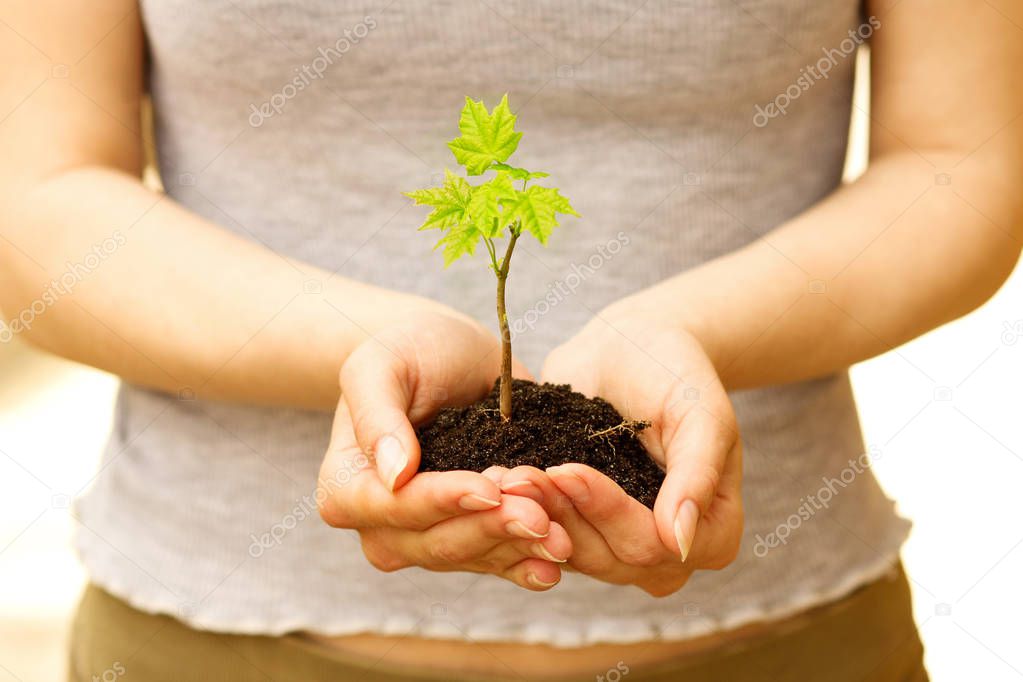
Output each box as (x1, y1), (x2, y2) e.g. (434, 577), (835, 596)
(69, 564), (928, 682)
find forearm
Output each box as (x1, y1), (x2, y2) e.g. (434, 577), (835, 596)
(623, 151), (1022, 390)
(0, 166), (438, 410)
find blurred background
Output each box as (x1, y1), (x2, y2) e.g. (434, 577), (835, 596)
(3, 51), (1023, 682)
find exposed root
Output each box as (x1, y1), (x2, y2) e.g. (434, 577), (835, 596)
(587, 420), (651, 440)
(587, 420), (651, 455)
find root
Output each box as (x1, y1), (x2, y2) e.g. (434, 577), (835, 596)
(587, 420), (650, 440)
(587, 420), (650, 455)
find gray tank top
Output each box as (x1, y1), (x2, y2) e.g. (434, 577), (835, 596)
(74, 0), (910, 645)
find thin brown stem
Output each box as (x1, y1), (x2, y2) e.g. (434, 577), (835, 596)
(496, 227), (520, 421)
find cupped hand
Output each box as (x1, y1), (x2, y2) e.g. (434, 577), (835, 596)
(500, 307), (743, 597)
(317, 310), (570, 591)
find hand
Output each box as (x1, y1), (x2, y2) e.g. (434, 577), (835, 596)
(499, 306), (743, 597)
(317, 310), (571, 591)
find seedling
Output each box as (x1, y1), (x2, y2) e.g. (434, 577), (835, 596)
(406, 97), (664, 507)
(404, 95), (579, 421)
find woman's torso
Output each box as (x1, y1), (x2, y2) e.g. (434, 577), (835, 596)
(73, 0), (910, 658)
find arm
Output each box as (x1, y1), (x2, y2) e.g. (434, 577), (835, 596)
(622, 0), (1023, 390)
(1, 0), (563, 586)
(513, 0), (1022, 595)
(0, 0), (436, 411)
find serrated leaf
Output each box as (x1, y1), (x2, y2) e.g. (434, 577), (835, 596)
(435, 221), (482, 267)
(504, 186), (580, 244)
(490, 163), (549, 181)
(447, 95), (523, 176)
(468, 172), (516, 238)
(403, 170), (473, 232)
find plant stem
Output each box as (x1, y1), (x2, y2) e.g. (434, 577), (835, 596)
(496, 227), (520, 421)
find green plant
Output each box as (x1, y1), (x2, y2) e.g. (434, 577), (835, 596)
(404, 95), (579, 421)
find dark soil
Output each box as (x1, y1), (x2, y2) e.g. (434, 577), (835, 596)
(417, 379), (665, 508)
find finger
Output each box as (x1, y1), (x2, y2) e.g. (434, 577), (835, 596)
(546, 463), (667, 567)
(513, 520), (572, 563)
(653, 400), (737, 562)
(319, 401), (502, 530)
(686, 440), (744, 570)
(499, 465), (561, 509)
(481, 465), (510, 487)
(500, 466), (620, 577)
(339, 336), (421, 492)
(505, 468), (688, 593)
(360, 496), (554, 570)
(501, 558), (562, 591)
(498, 465), (544, 503)
(460, 519), (573, 567)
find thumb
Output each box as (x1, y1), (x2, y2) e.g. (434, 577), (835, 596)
(653, 404), (736, 562)
(340, 340), (421, 492)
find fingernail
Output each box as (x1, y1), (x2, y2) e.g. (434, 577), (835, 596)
(526, 573), (560, 589)
(501, 479), (543, 502)
(375, 435), (407, 492)
(458, 493), (501, 511)
(674, 499), (700, 563)
(506, 520), (548, 539)
(533, 544), (567, 563)
(546, 467), (588, 501)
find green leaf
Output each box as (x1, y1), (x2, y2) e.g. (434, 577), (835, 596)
(490, 163), (549, 181)
(447, 95), (523, 176)
(467, 172), (516, 238)
(504, 186), (580, 244)
(436, 221), (482, 267)
(403, 170), (473, 232)
(404, 94), (579, 268)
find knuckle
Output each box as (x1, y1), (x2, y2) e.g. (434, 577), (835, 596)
(497, 497), (544, 529)
(692, 465), (722, 510)
(349, 408), (378, 445)
(662, 379), (688, 419)
(426, 484), (453, 518)
(317, 492), (347, 528)
(428, 541), (473, 567)
(379, 502), (407, 529)
(473, 555), (502, 574)
(360, 534), (407, 573)
(703, 553), (734, 571)
(582, 494), (627, 525)
(618, 543), (664, 568)
(642, 576), (687, 598)
(704, 533), (742, 571)
(569, 553), (615, 576)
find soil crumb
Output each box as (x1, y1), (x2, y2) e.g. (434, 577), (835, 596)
(417, 379), (664, 508)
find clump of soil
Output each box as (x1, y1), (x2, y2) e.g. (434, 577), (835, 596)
(417, 379), (665, 508)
